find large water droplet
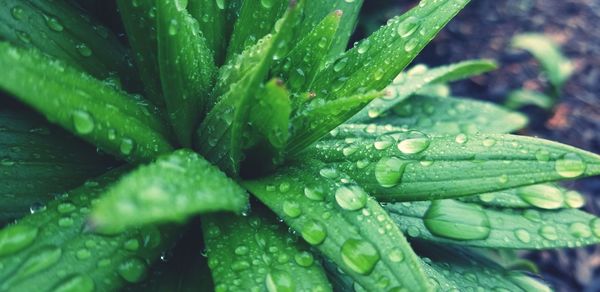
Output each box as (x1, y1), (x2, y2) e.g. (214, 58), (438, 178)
(76, 43), (92, 57)
(555, 153), (586, 178)
(215, 0), (225, 10)
(397, 132), (430, 154)
(374, 157), (407, 188)
(174, 0), (188, 11)
(387, 247), (404, 263)
(11, 6), (24, 20)
(335, 186), (367, 211)
(424, 200), (491, 240)
(72, 110), (95, 134)
(397, 16), (420, 38)
(260, 0), (275, 9)
(294, 251), (314, 267)
(301, 220), (327, 245)
(45, 15), (64, 32)
(340, 239), (380, 275)
(538, 225), (558, 241)
(283, 200), (302, 218)
(517, 185), (564, 210)
(265, 269), (294, 292)
(118, 258), (146, 283)
(304, 187), (325, 201)
(514, 229), (531, 243)
(569, 222), (592, 238)
(0, 225), (39, 256)
(120, 138), (135, 155)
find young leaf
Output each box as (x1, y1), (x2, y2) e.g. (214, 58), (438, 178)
(90, 149), (248, 233)
(300, 0), (364, 60)
(0, 169), (178, 291)
(287, 90), (382, 155)
(301, 133), (600, 201)
(156, 0), (216, 147)
(373, 95), (528, 135)
(349, 60), (498, 123)
(195, 3), (302, 175)
(116, 0), (163, 105)
(225, 0), (288, 60)
(245, 78), (291, 150)
(202, 211), (332, 291)
(0, 0), (139, 89)
(512, 33), (574, 91)
(188, 0), (229, 65)
(505, 89), (555, 110)
(0, 43), (174, 163)
(272, 10), (342, 96)
(0, 107), (116, 220)
(244, 163), (432, 291)
(386, 199), (600, 249)
(460, 183), (586, 210)
(310, 0), (471, 100)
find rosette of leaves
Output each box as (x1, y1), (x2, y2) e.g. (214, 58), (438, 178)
(1, 0), (599, 291)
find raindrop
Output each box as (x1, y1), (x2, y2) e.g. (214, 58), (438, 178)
(118, 258), (147, 283)
(538, 226), (558, 241)
(569, 222), (592, 238)
(45, 15), (64, 32)
(300, 220), (327, 245)
(294, 251), (314, 267)
(340, 239), (380, 275)
(374, 157), (407, 188)
(397, 16), (420, 38)
(76, 43), (93, 57)
(304, 187), (325, 201)
(387, 248), (404, 263)
(517, 185), (564, 210)
(555, 153), (586, 178)
(335, 186), (368, 211)
(282, 200), (301, 218)
(514, 229), (531, 243)
(265, 270), (294, 292)
(424, 200), (491, 240)
(72, 110), (95, 134)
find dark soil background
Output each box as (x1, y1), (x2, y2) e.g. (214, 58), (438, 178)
(359, 0), (600, 291)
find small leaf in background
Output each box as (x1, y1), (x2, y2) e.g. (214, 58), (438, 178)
(350, 60), (498, 123)
(244, 163), (431, 291)
(188, 0), (230, 66)
(202, 210), (331, 292)
(299, 0), (364, 60)
(387, 199), (600, 249)
(505, 89), (555, 110)
(272, 9), (342, 97)
(0, 106), (116, 221)
(0, 0), (140, 91)
(511, 33), (574, 91)
(156, 0), (216, 147)
(310, 0), (471, 100)
(225, 0), (288, 60)
(375, 94), (528, 135)
(0, 169), (179, 291)
(0, 43), (174, 163)
(91, 149), (248, 232)
(302, 133), (600, 201)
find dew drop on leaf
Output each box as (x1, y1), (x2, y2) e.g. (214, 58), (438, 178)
(72, 110), (95, 134)
(538, 225), (558, 241)
(423, 200), (491, 240)
(282, 200), (301, 218)
(374, 157), (407, 188)
(265, 269), (294, 292)
(340, 239), (380, 275)
(304, 187), (325, 201)
(517, 185), (564, 210)
(300, 220), (327, 245)
(335, 186), (368, 211)
(569, 222), (592, 238)
(294, 251), (314, 267)
(118, 257), (147, 283)
(555, 153), (586, 178)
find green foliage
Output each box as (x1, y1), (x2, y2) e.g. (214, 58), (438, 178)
(0, 0), (598, 290)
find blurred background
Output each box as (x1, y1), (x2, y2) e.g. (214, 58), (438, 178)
(358, 1), (600, 291)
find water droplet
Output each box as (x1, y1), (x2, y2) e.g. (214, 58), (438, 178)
(231, 260), (250, 271)
(483, 138), (496, 147)
(168, 19), (179, 35)
(569, 222), (591, 238)
(215, 0), (225, 10)
(53, 275), (95, 292)
(319, 168), (338, 179)
(335, 186), (368, 211)
(374, 135), (394, 150)
(514, 229), (531, 243)
(397, 16), (420, 38)
(265, 269), (294, 292)
(454, 134), (468, 144)
(72, 110), (95, 134)
(45, 15), (64, 32)
(124, 239), (140, 251)
(260, 0), (275, 9)
(57, 202), (76, 214)
(404, 38), (419, 52)
(535, 149), (551, 162)
(340, 239), (380, 275)
(11, 6), (24, 20)
(120, 138), (135, 155)
(333, 58), (348, 72)
(0, 225), (39, 256)
(174, 0), (188, 11)
(387, 248), (404, 263)
(118, 258), (146, 283)
(424, 200), (491, 240)
(304, 187), (325, 201)
(590, 218), (600, 237)
(374, 157), (407, 188)
(76, 43), (92, 57)
(234, 245), (249, 256)
(555, 153), (586, 178)
(357, 40), (370, 54)
(58, 217), (74, 227)
(294, 251), (314, 267)
(76, 249), (92, 260)
(301, 220), (327, 245)
(30, 202), (46, 214)
(539, 226), (558, 241)
(564, 191), (585, 208)
(283, 200), (302, 218)
(517, 185), (564, 210)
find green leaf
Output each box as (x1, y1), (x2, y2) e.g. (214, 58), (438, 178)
(244, 163), (431, 291)
(0, 107), (116, 221)
(512, 33), (574, 90)
(301, 133), (600, 201)
(156, 0), (216, 147)
(311, 0), (471, 100)
(300, 0), (364, 60)
(188, 0), (229, 65)
(460, 183), (586, 210)
(287, 90), (382, 156)
(195, 3), (302, 176)
(373, 94), (528, 134)
(225, 0), (288, 60)
(386, 199), (600, 249)
(202, 210), (332, 291)
(349, 60), (498, 123)
(90, 149), (248, 233)
(415, 243), (550, 291)
(0, 0), (139, 90)
(0, 43), (174, 163)
(0, 169), (178, 291)
(116, 0), (163, 105)
(505, 89), (555, 110)
(272, 10), (342, 97)
(245, 78), (291, 150)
